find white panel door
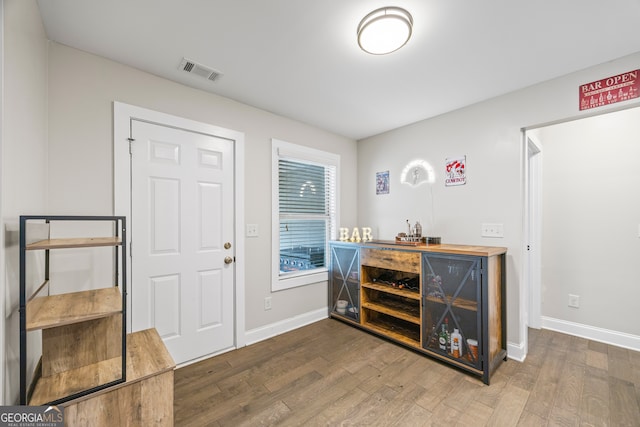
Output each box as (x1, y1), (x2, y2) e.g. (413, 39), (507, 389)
(130, 120), (234, 364)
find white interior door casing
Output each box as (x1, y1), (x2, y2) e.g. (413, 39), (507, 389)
(113, 102), (246, 365)
(525, 134), (542, 330)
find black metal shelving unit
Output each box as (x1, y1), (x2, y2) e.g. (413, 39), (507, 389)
(19, 215), (127, 405)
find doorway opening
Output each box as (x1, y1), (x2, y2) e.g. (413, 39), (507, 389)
(523, 105), (640, 351)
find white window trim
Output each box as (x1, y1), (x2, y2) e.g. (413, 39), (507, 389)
(271, 139), (340, 292)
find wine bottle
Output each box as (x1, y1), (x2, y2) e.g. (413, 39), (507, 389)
(438, 324), (447, 351)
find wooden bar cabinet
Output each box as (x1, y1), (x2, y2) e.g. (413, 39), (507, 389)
(329, 240), (507, 384)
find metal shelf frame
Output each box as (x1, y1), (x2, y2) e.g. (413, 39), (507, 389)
(19, 215), (127, 405)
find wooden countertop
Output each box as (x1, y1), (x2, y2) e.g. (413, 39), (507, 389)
(332, 240), (507, 257)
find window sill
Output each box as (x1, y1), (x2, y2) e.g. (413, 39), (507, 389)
(272, 270), (328, 292)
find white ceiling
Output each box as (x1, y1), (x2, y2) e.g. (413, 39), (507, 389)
(37, 0), (640, 140)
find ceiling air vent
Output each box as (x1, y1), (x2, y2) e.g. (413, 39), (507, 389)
(179, 58), (223, 82)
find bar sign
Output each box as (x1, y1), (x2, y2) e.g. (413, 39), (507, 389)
(579, 69), (639, 111)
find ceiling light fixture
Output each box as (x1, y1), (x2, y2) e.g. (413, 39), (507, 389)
(357, 6), (413, 55)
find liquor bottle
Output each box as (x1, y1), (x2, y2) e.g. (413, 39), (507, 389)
(445, 318), (451, 353)
(428, 325), (437, 348)
(451, 328), (462, 358)
(438, 324), (447, 351)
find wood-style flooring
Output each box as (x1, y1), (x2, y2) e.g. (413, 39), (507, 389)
(174, 319), (640, 426)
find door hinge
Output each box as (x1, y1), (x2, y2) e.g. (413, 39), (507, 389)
(128, 137), (135, 154)
(129, 241), (133, 257)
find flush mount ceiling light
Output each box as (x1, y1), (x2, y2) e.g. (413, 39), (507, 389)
(357, 6), (413, 55)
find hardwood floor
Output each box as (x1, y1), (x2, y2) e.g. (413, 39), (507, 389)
(174, 319), (640, 426)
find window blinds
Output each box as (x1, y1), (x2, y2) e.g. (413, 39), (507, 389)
(278, 159), (336, 274)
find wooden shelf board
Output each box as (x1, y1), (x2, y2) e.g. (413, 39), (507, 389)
(29, 328), (174, 406)
(27, 287), (122, 331)
(367, 295), (421, 318)
(363, 321), (420, 347)
(29, 356), (123, 406)
(361, 301), (420, 325)
(362, 282), (421, 300)
(27, 237), (122, 250)
(425, 295), (478, 312)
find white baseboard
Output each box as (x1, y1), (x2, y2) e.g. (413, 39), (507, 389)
(244, 307), (328, 346)
(507, 341), (527, 362)
(541, 316), (640, 352)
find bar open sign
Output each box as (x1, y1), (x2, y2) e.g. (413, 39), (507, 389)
(579, 69), (639, 111)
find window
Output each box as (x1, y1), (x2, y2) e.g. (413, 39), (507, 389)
(272, 139), (339, 291)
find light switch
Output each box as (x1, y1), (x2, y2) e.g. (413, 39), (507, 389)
(481, 223), (504, 238)
(246, 224), (259, 237)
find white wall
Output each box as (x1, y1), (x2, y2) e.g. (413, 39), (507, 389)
(2, 0), (48, 404)
(357, 51), (640, 354)
(45, 42), (358, 333)
(539, 107), (640, 336)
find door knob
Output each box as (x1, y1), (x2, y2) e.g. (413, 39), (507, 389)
(224, 242), (232, 249)
(224, 256), (233, 265)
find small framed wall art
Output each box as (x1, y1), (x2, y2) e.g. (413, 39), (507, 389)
(445, 156), (466, 186)
(376, 170), (390, 194)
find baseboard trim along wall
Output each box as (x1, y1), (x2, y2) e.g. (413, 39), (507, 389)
(542, 316), (640, 352)
(245, 308), (328, 346)
(507, 341), (527, 362)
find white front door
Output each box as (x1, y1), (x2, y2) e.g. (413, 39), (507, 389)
(130, 119), (235, 364)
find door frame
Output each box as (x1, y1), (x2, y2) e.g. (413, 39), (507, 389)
(113, 101), (246, 355)
(518, 130), (543, 361)
(524, 133), (542, 331)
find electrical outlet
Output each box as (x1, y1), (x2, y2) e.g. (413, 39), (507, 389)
(264, 296), (272, 310)
(246, 223), (259, 237)
(568, 294), (580, 308)
(481, 223), (504, 238)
